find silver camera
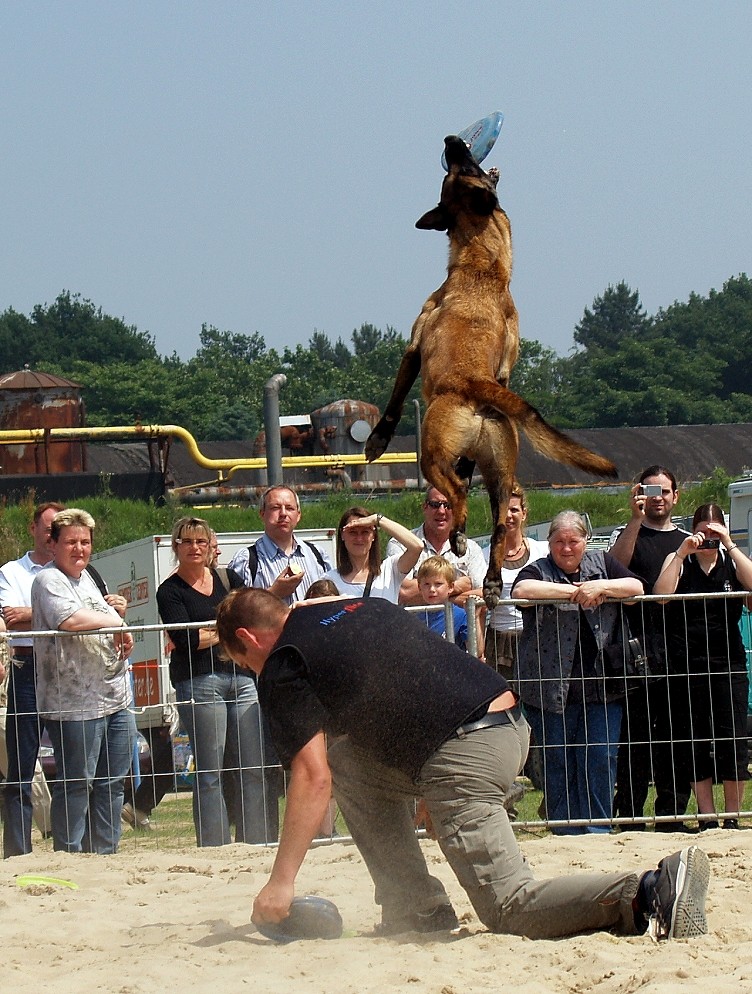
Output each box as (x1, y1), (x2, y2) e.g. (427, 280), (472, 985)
(639, 484), (662, 497)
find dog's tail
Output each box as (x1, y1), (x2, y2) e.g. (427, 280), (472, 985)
(469, 380), (618, 478)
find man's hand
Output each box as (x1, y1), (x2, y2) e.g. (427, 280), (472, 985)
(252, 880), (295, 926)
(270, 565), (305, 600)
(628, 484), (648, 522)
(114, 630), (134, 658)
(1, 605), (32, 630)
(105, 593), (128, 618)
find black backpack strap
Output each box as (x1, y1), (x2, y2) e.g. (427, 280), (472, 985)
(246, 542), (260, 583)
(303, 540), (327, 571)
(85, 563), (109, 598)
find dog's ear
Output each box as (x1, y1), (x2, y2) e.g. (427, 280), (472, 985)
(415, 205), (448, 231)
(469, 187), (498, 217)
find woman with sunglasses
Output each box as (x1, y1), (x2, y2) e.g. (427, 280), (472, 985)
(157, 516), (271, 846)
(323, 507), (422, 602)
(654, 503), (752, 829)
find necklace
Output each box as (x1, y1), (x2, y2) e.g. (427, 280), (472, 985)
(505, 539), (526, 560)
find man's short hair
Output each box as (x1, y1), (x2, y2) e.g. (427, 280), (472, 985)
(417, 555), (454, 585)
(50, 508), (95, 541)
(259, 485), (301, 513)
(216, 587), (289, 659)
(33, 501), (65, 524)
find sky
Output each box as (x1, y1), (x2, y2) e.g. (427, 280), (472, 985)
(3, 2), (751, 363)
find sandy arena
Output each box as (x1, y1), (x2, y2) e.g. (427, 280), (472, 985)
(2, 829), (751, 993)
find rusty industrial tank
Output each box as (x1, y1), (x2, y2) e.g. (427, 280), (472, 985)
(0, 367), (87, 474)
(310, 400), (380, 456)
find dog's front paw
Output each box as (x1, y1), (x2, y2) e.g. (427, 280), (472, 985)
(364, 420), (395, 462)
(483, 574), (501, 609)
(450, 529), (467, 557)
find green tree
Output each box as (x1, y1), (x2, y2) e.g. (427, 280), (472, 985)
(573, 281), (650, 352)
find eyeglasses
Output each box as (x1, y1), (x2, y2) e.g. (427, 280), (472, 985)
(176, 538), (209, 548)
(425, 500), (452, 510)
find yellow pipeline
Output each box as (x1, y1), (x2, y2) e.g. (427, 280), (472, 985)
(0, 425), (417, 481)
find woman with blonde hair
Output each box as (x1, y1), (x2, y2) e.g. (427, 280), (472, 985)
(156, 516), (272, 846)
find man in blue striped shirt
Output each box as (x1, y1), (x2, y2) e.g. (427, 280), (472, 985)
(228, 486), (332, 604)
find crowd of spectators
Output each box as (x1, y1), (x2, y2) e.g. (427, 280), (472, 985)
(0, 467), (750, 856)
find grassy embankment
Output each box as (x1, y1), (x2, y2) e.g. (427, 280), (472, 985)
(0, 467), (732, 563)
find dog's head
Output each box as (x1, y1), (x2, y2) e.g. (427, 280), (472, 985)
(416, 136), (500, 232)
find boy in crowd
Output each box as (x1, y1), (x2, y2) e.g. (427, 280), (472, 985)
(415, 556), (471, 651)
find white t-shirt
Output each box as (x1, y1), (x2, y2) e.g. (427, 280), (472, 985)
(484, 538), (549, 633)
(385, 525), (487, 587)
(31, 565), (130, 721)
(323, 554), (407, 604)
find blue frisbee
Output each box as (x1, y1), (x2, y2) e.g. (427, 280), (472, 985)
(255, 896), (343, 943)
(441, 110), (504, 171)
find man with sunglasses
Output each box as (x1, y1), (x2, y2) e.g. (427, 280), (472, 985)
(386, 486), (486, 606)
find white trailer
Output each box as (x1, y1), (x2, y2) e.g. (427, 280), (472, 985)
(91, 528), (336, 729)
(728, 475), (752, 555)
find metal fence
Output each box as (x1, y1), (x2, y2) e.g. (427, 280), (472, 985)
(1, 592), (749, 856)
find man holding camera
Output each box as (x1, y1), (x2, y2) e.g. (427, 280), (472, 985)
(608, 466), (692, 831)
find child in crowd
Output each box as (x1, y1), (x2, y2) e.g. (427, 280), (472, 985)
(303, 578), (341, 600)
(416, 556), (474, 651)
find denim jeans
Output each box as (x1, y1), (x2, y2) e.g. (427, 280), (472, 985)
(3, 657), (43, 858)
(46, 708), (136, 854)
(175, 671), (279, 847)
(525, 699), (622, 835)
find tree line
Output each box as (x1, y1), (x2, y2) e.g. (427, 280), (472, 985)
(1, 276), (751, 440)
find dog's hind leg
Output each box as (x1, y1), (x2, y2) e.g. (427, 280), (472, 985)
(419, 397), (477, 557)
(474, 417), (519, 609)
(454, 456), (476, 491)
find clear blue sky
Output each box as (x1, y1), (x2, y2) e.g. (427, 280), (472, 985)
(3, 1), (750, 362)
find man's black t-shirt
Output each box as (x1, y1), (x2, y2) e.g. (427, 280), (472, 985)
(258, 598), (508, 779)
(612, 524), (689, 591)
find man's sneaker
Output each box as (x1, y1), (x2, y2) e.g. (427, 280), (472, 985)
(647, 846), (710, 940)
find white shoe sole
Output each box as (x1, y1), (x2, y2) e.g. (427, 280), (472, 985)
(669, 846), (710, 939)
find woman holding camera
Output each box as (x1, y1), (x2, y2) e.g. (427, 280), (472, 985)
(654, 503), (752, 828)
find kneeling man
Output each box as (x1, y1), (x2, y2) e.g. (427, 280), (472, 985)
(216, 589), (709, 941)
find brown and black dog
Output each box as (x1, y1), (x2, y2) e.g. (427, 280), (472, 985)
(365, 135), (617, 607)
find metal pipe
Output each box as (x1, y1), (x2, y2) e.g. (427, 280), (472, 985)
(263, 373), (287, 487)
(170, 479), (425, 504)
(0, 424), (419, 478)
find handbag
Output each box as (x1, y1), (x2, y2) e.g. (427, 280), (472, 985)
(602, 615), (653, 690)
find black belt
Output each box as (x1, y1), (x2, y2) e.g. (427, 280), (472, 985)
(453, 703), (522, 738)
(12, 646), (34, 659)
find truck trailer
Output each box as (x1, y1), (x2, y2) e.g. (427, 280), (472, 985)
(91, 528), (336, 731)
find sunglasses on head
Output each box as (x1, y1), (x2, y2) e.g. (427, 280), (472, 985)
(426, 499), (451, 510)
